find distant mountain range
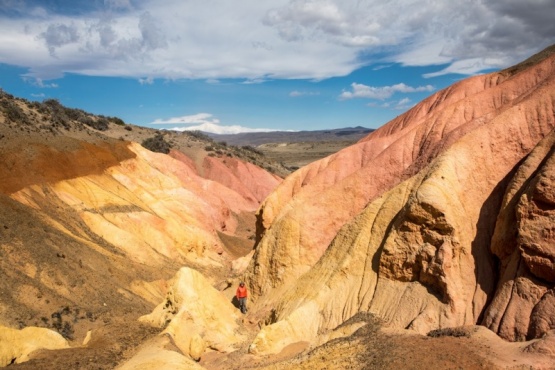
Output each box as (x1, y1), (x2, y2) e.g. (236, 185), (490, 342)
(205, 126), (374, 146)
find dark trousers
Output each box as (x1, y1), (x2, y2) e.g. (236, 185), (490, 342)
(238, 297), (247, 314)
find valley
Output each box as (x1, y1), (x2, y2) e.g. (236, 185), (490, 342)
(1, 44), (555, 369)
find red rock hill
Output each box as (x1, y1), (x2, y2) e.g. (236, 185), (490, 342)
(245, 45), (555, 354)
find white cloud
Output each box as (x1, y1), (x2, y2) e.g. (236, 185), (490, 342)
(340, 82), (434, 100)
(138, 76), (154, 85)
(289, 90), (320, 97)
(22, 77), (59, 88)
(423, 58), (501, 78)
(151, 113), (218, 125)
(242, 78), (267, 85)
(0, 0), (553, 82)
(366, 98), (413, 110)
(151, 113), (277, 134)
(395, 97), (413, 110)
(40, 23), (80, 56)
(171, 123), (278, 135)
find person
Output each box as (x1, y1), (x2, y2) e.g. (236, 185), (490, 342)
(236, 281), (248, 314)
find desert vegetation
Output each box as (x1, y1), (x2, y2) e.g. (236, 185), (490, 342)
(141, 132), (172, 154)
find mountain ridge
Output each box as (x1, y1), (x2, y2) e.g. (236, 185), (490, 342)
(205, 126), (374, 146)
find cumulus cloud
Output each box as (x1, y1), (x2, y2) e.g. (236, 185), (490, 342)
(40, 23), (80, 55)
(138, 11), (167, 50)
(0, 0), (553, 82)
(340, 82), (434, 100)
(151, 113), (219, 125)
(171, 123), (278, 135)
(150, 113), (277, 134)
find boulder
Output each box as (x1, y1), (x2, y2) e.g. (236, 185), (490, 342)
(0, 325), (69, 366)
(140, 267), (244, 360)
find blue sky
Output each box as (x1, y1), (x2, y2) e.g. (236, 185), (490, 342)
(0, 0), (554, 133)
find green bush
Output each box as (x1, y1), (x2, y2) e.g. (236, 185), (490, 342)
(142, 133), (172, 154)
(109, 116), (125, 126)
(0, 99), (29, 124)
(93, 117), (110, 131)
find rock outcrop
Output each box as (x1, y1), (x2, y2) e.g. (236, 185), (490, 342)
(245, 45), (555, 354)
(483, 131), (555, 341)
(0, 325), (69, 366)
(116, 335), (205, 370)
(139, 267), (243, 361)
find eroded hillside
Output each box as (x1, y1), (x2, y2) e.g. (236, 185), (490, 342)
(0, 95), (282, 368)
(242, 44), (555, 362)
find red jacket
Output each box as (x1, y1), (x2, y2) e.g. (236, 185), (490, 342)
(236, 285), (247, 298)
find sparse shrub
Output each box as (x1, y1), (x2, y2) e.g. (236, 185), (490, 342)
(187, 130), (213, 142)
(43, 98), (63, 110)
(141, 133), (172, 154)
(49, 307), (77, 340)
(0, 88), (14, 99)
(92, 116), (110, 131)
(43, 99), (70, 128)
(218, 141), (227, 147)
(241, 145), (264, 156)
(0, 99), (29, 124)
(64, 106), (88, 121)
(205, 145), (214, 151)
(427, 327), (470, 338)
(78, 116), (95, 127)
(109, 116), (125, 126)
(124, 125), (132, 131)
(61, 321), (74, 340)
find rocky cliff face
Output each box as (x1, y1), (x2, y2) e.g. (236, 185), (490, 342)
(245, 46), (555, 354)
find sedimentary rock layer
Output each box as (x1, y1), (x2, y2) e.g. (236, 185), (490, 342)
(246, 46), (555, 354)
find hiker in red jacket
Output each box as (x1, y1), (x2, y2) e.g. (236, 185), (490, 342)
(236, 282), (248, 314)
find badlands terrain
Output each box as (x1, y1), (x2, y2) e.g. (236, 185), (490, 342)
(1, 44), (555, 369)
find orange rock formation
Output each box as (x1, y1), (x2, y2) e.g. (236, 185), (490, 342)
(245, 45), (555, 354)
